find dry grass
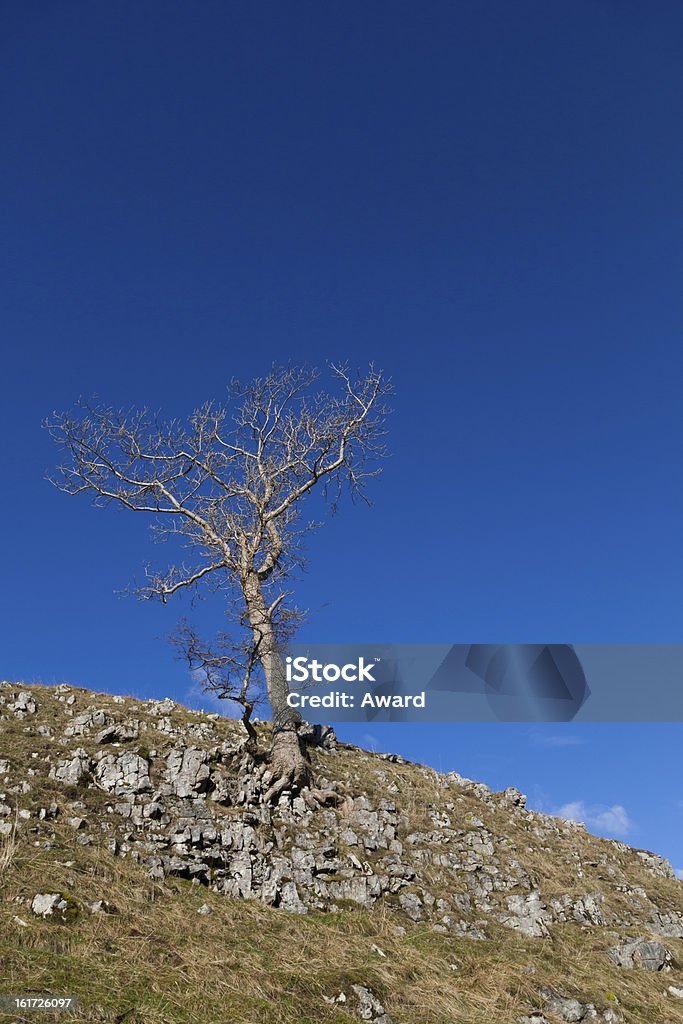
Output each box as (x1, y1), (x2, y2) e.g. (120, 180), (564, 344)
(2, 842), (681, 1024)
(0, 812), (19, 872)
(1, 683), (683, 1023)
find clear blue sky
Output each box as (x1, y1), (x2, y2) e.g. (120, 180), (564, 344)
(2, 4), (682, 872)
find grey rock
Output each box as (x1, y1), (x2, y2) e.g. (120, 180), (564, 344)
(326, 875), (383, 908)
(95, 724), (139, 744)
(398, 892), (424, 921)
(551, 893), (606, 926)
(440, 915), (486, 939)
(540, 991), (587, 1021)
(65, 709), (111, 736)
(298, 722), (337, 751)
(501, 892), (552, 938)
(497, 787), (527, 807)
(209, 771), (233, 806)
(38, 804), (60, 820)
(147, 698), (177, 715)
(635, 850), (675, 879)
(350, 984), (392, 1024)
(573, 894), (606, 926)
(95, 753), (151, 795)
(278, 881), (308, 914)
(10, 691), (38, 715)
(166, 747), (211, 798)
(87, 900), (109, 913)
(50, 749), (92, 786)
(31, 893), (67, 917)
(650, 911), (683, 938)
(607, 937), (672, 972)
(142, 801), (165, 821)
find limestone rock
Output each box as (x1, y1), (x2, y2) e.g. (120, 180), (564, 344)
(350, 985), (392, 1024)
(147, 698), (177, 715)
(95, 753), (151, 795)
(95, 723), (139, 743)
(49, 749), (92, 786)
(65, 710), (110, 737)
(9, 691), (38, 715)
(607, 937), (673, 972)
(635, 850), (675, 879)
(500, 893), (552, 938)
(398, 891), (424, 921)
(31, 893), (67, 917)
(166, 747), (211, 798)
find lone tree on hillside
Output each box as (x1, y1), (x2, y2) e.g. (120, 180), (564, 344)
(46, 363), (391, 803)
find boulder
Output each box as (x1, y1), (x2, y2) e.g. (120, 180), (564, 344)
(65, 710), (110, 737)
(49, 749), (92, 786)
(166, 747), (211, 798)
(95, 753), (151, 795)
(9, 691), (38, 715)
(607, 937), (672, 972)
(95, 724), (139, 744)
(501, 892), (552, 938)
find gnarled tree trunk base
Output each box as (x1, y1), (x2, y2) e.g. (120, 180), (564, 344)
(261, 722), (312, 804)
(259, 721), (346, 807)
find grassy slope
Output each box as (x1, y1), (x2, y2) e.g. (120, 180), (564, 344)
(0, 684), (682, 1024)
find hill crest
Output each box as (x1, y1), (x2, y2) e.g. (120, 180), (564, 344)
(1, 680), (682, 1024)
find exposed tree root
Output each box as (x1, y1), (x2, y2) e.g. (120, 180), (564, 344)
(257, 722), (349, 807)
(303, 786), (341, 809)
(260, 722), (311, 804)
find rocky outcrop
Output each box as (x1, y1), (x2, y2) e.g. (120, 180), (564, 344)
(1, 680), (682, 1023)
(95, 752), (152, 795)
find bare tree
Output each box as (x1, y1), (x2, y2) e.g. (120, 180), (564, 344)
(46, 363), (391, 802)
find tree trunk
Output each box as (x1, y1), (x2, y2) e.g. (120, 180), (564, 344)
(243, 571), (311, 801)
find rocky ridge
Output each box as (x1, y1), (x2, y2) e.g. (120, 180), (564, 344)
(1, 681), (683, 1024)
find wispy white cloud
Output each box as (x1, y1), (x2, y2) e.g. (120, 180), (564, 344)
(675, 869), (683, 880)
(532, 733), (584, 748)
(362, 733), (379, 751)
(555, 800), (633, 838)
(183, 674), (241, 718)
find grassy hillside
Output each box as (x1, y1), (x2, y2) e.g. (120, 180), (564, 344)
(1, 682), (682, 1024)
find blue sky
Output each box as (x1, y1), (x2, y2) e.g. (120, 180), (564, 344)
(2, 3), (682, 872)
